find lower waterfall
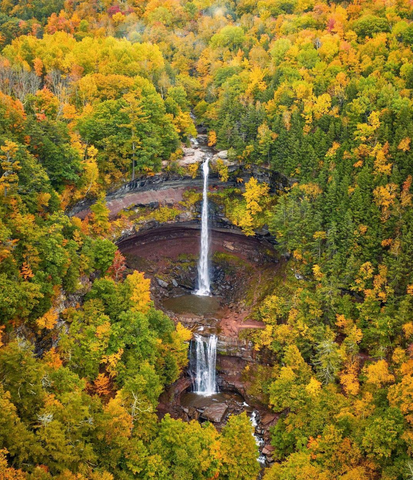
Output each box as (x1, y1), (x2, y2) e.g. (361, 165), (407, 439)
(190, 334), (218, 395)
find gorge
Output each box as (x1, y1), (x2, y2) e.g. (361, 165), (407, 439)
(2, 1), (413, 477)
(113, 133), (281, 466)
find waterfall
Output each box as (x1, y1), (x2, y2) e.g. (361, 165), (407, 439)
(191, 334), (218, 395)
(195, 158), (210, 296)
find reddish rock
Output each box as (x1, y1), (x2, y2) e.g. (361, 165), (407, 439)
(262, 445), (275, 456)
(107, 187), (187, 217)
(171, 377), (192, 396)
(157, 377), (192, 414)
(261, 413), (278, 426)
(188, 406), (200, 420)
(202, 403), (228, 423)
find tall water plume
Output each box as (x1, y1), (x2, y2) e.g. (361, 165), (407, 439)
(195, 158), (210, 296)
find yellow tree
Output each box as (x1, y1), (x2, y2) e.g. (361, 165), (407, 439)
(244, 176), (270, 215)
(0, 449), (26, 480)
(90, 193), (111, 236)
(126, 271), (152, 314)
(364, 360), (395, 388)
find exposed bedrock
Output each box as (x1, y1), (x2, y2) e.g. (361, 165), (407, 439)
(69, 164), (290, 219)
(157, 352), (278, 466)
(119, 221), (279, 394)
(118, 221), (279, 306)
(117, 219), (280, 348)
(118, 223), (276, 265)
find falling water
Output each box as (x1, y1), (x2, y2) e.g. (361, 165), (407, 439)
(250, 411), (267, 465)
(195, 158), (210, 296)
(191, 334), (218, 395)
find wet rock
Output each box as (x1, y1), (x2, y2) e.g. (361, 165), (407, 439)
(169, 377), (192, 400)
(202, 403), (228, 423)
(178, 280), (194, 289)
(190, 137), (199, 148)
(262, 445), (275, 456)
(188, 406), (200, 420)
(172, 279), (178, 287)
(157, 377), (192, 419)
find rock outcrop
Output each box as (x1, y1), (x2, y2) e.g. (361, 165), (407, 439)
(202, 404), (228, 423)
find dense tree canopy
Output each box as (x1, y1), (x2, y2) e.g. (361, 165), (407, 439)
(2, 0), (413, 478)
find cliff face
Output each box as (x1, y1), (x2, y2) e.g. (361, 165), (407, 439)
(69, 163), (290, 220)
(118, 221), (279, 303)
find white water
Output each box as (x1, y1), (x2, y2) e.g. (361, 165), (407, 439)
(250, 411), (267, 465)
(191, 334), (217, 396)
(195, 158), (211, 296)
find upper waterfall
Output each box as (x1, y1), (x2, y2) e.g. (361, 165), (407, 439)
(195, 157), (211, 296)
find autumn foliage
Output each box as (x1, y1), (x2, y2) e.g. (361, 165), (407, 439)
(1, 0), (413, 478)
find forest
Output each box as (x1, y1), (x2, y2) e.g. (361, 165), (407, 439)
(1, 0), (413, 478)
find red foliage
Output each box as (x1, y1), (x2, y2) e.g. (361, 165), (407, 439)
(107, 5), (123, 17)
(107, 250), (127, 282)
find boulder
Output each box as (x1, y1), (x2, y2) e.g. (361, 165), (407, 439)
(156, 278), (169, 288)
(216, 150), (228, 159)
(188, 406), (200, 420)
(178, 148), (205, 166)
(176, 211), (193, 222)
(262, 445), (275, 456)
(184, 147), (196, 156)
(211, 151), (237, 168)
(202, 403), (228, 423)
